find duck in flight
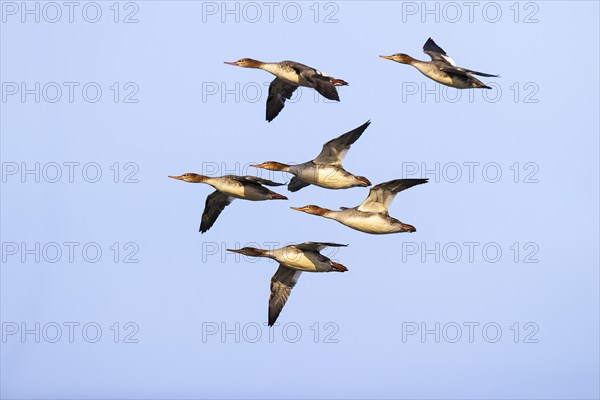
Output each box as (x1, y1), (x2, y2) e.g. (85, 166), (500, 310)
(168, 173), (287, 233)
(224, 58), (348, 121)
(252, 121), (371, 192)
(228, 242), (348, 326)
(291, 179), (428, 234)
(379, 38), (499, 89)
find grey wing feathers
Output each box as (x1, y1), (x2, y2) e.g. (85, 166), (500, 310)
(438, 64), (498, 77)
(314, 121), (371, 165)
(200, 190), (234, 233)
(269, 265), (302, 326)
(423, 37), (448, 55)
(288, 176), (311, 192)
(375, 178), (429, 193)
(312, 78), (340, 101)
(266, 78), (298, 122)
(357, 178), (428, 213)
(424, 38), (498, 77)
(293, 242), (348, 252)
(455, 67), (498, 77)
(238, 176), (285, 186)
(423, 37), (456, 65)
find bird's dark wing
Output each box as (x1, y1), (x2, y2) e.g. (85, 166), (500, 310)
(269, 265), (302, 326)
(357, 179), (428, 213)
(438, 64), (499, 77)
(266, 78), (298, 122)
(423, 37), (456, 66)
(314, 121), (371, 165)
(297, 67), (342, 101)
(312, 77), (340, 101)
(293, 242), (348, 252)
(237, 176), (285, 186)
(453, 67), (498, 77)
(199, 190), (234, 233)
(288, 177), (311, 192)
(424, 38), (498, 77)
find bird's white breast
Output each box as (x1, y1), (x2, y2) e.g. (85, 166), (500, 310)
(333, 213), (400, 234)
(209, 179), (246, 198)
(413, 63), (454, 86)
(271, 248), (328, 272)
(295, 166), (356, 189)
(261, 64), (305, 86)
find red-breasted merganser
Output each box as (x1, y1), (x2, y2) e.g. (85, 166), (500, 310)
(380, 38), (498, 89)
(227, 242), (348, 326)
(291, 179), (428, 234)
(251, 121), (371, 192)
(224, 58), (348, 121)
(168, 173), (287, 233)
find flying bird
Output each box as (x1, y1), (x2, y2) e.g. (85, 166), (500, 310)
(168, 173), (287, 233)
(379, 38), (498, 89)
(228, 242), (348, 326)
(224, 58), (348, 121)
(252, 121), (371, 192)
(291, 179), (428, 234)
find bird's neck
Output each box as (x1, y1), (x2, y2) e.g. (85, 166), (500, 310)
(315, 207), (334, 217)
(190, 175), (210, 183)
(410, 59), (431, 70)
(253, 248), (272, 258)
(259, 62), (291, 75)
(263, 162), (291, 172)
(246, 59), (268, 69)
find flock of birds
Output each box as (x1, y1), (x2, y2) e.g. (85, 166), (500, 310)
(170, 38), (498, 325)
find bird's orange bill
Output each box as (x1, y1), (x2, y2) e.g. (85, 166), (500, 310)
(168, 175), (185, 180)
(224, 61), (239, 66)
(379, 55), (394, 60)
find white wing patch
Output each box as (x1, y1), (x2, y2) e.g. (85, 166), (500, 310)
(316, 69), (332, 78)
(441, 54), (456, 66)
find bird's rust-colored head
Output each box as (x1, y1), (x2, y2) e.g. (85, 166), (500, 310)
(250, 161), (290, 172)
(379, 53), (415, 65)
(168, 173), (208, 183)
(227, 247), (268, 257)
(290, 205), (330, 216)
(224, 58), (263, 68)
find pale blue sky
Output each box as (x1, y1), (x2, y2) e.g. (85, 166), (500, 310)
(1, 1), (599, 399)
